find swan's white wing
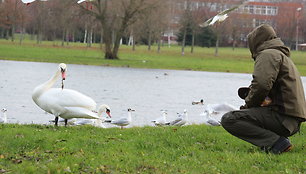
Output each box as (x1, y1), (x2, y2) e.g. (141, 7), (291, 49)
(61, 107), (99, 119)
(37, 88), (96, 111)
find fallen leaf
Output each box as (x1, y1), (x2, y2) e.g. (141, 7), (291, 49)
(12, 159), (22, 164)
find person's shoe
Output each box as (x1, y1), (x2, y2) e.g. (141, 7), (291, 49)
(270, 137), (293, 154)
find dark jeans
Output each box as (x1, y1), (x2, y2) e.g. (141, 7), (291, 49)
(221, 107), (301, 148)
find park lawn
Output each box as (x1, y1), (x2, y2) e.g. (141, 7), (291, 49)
(0, 124), (305, 174)
(0, 40), (305, 173)
(1, 39), (306, 75)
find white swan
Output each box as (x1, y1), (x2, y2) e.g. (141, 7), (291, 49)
(105, 108), (135, 129)
(151, 110), (168, 126)
(0, 108), (7, 124)
(32, 63), (99, 126)
(166, 109), (188, 126)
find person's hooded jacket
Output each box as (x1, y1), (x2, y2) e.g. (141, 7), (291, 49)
(245, 24), (306, 122)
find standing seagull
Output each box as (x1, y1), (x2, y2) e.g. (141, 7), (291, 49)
(199, 1), (248, 27)
(151, 110), (168, 126)
(105, 108), (135, 129)
(166, 109), (188, 126)
(0, 108), (7, 124)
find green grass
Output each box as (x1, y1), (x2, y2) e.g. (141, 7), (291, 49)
(1, 39), (306, 75)
(0, 40), (305, 173)
(0, 124), (305, 173)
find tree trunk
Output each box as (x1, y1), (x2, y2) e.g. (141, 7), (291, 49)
(66, 30), (69, 46)
(11, 25), (15, 42)
(83, 25), (87, 44)
(191, 30), (195, 53)
(215, 35), (219, 56)
(232, 39), (236, 51)
(5, 29), (9, 40)
(181, 28), (187, 56)
(148, 30), (152, 51)
(157, 34), (161, 53)
(157, 39), (161, 53)
(132, 38), (136, 51)
(168, 34), (171, 48)
(103, 27), (116, 59)
(61, 29), (65, 46)
(19, 28), (24, 45)
(100, 30), (103, 49)
(0, 28), (4, 38)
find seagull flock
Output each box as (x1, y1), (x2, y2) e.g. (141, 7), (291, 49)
(1, 63), (237, 128)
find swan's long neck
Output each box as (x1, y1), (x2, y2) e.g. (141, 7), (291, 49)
(32, 69), (61, 100)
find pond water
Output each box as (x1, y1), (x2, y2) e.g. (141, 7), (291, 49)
(1, 60), (305, 127)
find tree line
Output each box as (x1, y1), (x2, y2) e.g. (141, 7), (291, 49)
(0, 0), (305, 59)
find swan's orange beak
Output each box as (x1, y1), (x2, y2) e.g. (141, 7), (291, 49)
(106, 110), (111, 118)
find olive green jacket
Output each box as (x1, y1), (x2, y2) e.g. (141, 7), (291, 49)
(245, 24), (306, 120)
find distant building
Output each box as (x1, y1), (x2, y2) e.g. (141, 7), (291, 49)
(166, 0), (304, 47)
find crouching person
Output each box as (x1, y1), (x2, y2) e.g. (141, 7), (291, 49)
(221, 24), (305, 154)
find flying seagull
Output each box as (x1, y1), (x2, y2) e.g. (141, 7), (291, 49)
(199, 1), (248, 27)
(21, 0), (48, 5)
(77, 0), (95, 9)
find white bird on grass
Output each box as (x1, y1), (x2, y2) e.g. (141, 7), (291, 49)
(199, 0), (248, 27)
(0, 108), (7, 124)
(166, 109), (188, 126)
(32, 63), (101, 126)
(202, 110), (221, 126)
(151, 110), (168, 126)
(105, 108), (135, 129)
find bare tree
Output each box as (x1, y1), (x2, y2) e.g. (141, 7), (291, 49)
(80, 0), (160, 59)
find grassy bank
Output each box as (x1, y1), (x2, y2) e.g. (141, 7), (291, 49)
(0, 124), (305, 173)
(1, 39), (306, 75)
